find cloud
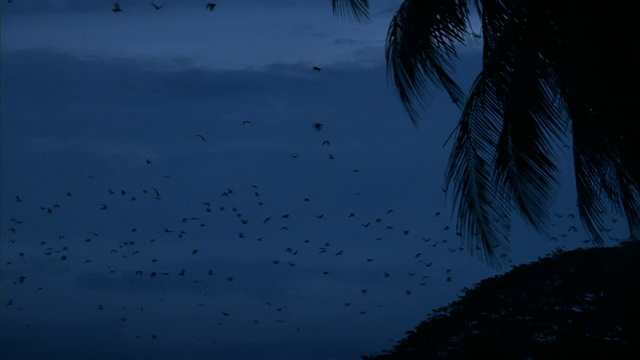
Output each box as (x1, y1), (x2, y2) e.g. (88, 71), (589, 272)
(1, 2), (394, 70)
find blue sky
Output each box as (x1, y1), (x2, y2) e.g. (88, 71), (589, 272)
(0, 1), (627, 359)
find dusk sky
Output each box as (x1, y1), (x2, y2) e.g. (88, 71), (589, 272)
(0, 1), (628, 359)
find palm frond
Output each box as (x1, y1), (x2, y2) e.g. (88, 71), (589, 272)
(385, 0), (470, 125)
(493, 76), (563, 236)
(572, 150), (608, 244)
(607, 164), (640, 238)
(562, 71), (620, 244)
(570, 104), (640, 243)
(617, 174), (640, 239)
(385, 0), (640, 263)
(616, 120), (640, 239)
(445, 1), (565, 264)
(482, 3), (567, 235)
(331, 0), (370, 23)
(446, 71), (511, 268)
(554, 1), (640, 242)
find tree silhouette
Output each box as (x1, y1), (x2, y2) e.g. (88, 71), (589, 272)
(362, 241), (640, 359)
(333, 0), (640, 266)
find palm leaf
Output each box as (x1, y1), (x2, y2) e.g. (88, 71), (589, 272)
(493, 74), (563, 236)
(554, 1), (640, 242)
(569, 105), (640, 243)
(446, 71), (511, 267)
(331, 0), (370, 23)
(483, 2), (566, 235)
(337, 0), (640, 262)
(385, 0), (469, 125)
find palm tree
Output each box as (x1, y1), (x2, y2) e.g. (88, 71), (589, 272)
(332, 0), (640, 266)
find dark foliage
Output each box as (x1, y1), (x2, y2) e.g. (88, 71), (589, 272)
(334, 0), (640, 266)
(363, 241), (640, 359)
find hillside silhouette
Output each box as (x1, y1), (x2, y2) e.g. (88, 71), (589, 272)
(363, 241), (640, 359)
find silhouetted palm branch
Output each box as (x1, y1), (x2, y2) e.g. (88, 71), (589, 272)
(481, 1), (566, 235)
(554, 2), (640, 243)
(332, 0), (370, 23)
(446, 71), (511, 266)
(394, 0), (639, 265)
(335, 1), (640, 265)
(385, 0), (468, 125)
